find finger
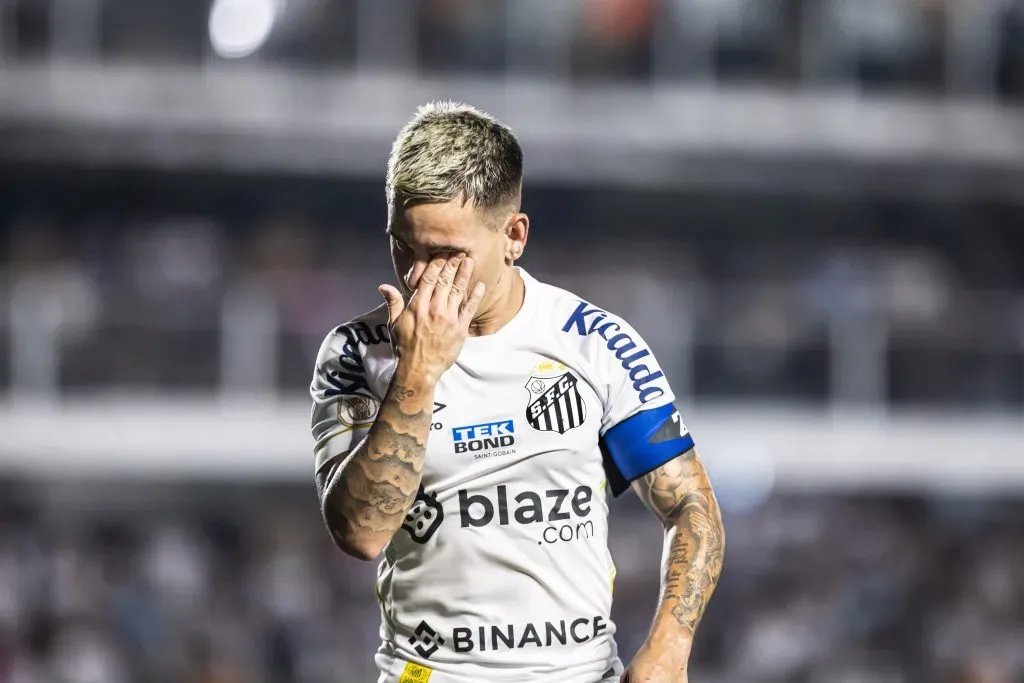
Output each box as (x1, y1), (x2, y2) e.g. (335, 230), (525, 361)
(431, 254), (465, 306)
(413, 258), (447, 307)
(448, 257), (475, 310)
(378, 284), (406, 324)
(458, 281), (486, 325)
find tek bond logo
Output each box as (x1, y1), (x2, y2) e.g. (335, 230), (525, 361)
(451, 420), (516, 459)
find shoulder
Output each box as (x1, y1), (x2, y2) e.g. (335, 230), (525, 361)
(530, 274), (669, 406)
(530, 276), (648, 356)
(314, 305), (394, 394)
(527, 276), (600, 334)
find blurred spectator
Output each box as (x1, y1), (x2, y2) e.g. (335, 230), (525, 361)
(6, 0), (1020, 97)
(0, 181), (1022, 407)
(0, 484), (1018, 683)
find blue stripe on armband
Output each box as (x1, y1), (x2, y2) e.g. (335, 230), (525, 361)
(599, 403), (695, 497)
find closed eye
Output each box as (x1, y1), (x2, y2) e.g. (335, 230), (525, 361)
(388, 232), (464, 259)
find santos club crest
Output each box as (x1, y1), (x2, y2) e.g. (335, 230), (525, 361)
(525, 363), (587, 434)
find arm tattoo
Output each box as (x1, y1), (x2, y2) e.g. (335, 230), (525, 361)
(322, 381), (433, 552)
(392, 385), (416, 401)
(634, 450), (725, 636)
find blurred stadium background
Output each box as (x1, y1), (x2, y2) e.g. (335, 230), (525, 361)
(1, 1), (1024, 682)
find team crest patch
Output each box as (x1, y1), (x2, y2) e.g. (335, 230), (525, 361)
(337, 394), (379, 429)
(525, 361), (587, 434)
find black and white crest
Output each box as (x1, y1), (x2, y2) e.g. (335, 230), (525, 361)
(525, 372), (587, 434)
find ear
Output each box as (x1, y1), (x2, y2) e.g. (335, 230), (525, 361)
(504, 213), (529, 265)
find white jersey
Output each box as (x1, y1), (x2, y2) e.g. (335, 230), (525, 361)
(310, 269), (681, 683)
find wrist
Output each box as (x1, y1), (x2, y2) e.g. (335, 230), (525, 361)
(648, 610), (695, 655)
(392, 361), (441, 394)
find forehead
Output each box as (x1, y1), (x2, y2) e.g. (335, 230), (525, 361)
(388, 200), (489, 246)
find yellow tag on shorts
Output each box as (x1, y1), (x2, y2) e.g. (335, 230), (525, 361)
(398, 662), (433, 683)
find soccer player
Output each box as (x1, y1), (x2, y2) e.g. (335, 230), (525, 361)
(310, 102), (724, 683)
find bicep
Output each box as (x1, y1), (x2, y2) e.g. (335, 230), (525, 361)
(631, 448), (715, 526)
(599, 403), (695, 497)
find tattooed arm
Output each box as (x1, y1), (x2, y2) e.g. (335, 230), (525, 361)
(622, 448), (725, 681)
(318, 367), (436, 561)
(314, 256), (484, 561)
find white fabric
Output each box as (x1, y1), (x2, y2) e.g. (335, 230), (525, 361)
(310, 269), (677, 683)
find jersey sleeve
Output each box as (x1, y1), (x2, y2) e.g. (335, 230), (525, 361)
(309, 325), (383, 484)
(568, 303), (694, 497)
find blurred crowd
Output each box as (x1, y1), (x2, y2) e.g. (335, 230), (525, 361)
(1, 172), (1023, 407)
(2, 4), (1022, 683)
(0, 484), (1020, 683)
(2, 0), (1023, 99)
(420, 0), (1024, 98)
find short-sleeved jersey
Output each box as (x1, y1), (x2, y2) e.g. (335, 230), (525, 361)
(310, 269), (690, 683)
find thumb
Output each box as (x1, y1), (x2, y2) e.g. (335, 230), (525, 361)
(379, 284), (406, 323)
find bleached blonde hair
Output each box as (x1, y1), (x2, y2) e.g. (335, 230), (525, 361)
(386, 101), (523, 226)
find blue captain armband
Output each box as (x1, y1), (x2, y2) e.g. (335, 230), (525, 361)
(599, 403), (695, 497)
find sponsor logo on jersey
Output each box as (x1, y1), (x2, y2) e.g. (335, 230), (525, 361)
(402, 486), (444, 544)
(323, 328), (372, 398)
(525, 362), (586, 434)
(458, 485), (596, 545)
(451, 615), (608, 654)
(451, 420), (516, 459)
(336, 394), (380, 429)
(561, 301), (666, 405)
(431, 402), (445, 431)
(335, 320), (390, 346)
(323, 322), (389, 398)
(408, 620), (445, 659)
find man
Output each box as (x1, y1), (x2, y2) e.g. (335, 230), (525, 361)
(310, 101), (724, 683)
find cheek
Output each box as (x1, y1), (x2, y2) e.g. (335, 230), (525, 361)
(471, 249), (505, 292)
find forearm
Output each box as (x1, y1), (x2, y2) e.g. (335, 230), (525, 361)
(651, 491), (725, 645)
(633, 451), (726, 655)
(322, 364), (435, 559)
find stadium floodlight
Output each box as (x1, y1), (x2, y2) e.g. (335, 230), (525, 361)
(208, 0), (278, 59)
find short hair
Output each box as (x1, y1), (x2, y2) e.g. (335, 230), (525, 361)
(386, 101), (523, 225)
